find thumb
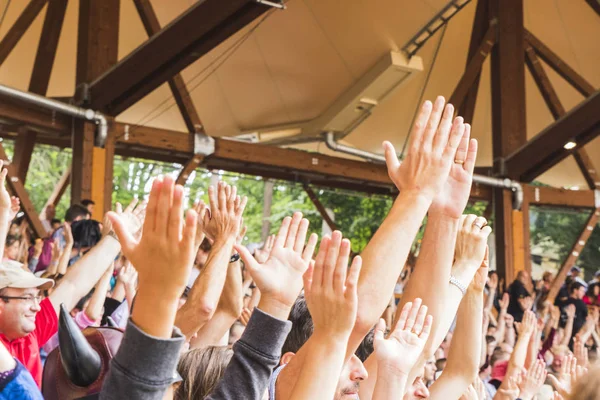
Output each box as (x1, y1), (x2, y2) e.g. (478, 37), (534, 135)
(374, 318), (386, 343)
(107, 212), (136, 254)
(235, 244), (259, 275)
(383, 141), (400, 172)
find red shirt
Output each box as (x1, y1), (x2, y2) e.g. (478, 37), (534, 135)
(0, 298), (58, 387)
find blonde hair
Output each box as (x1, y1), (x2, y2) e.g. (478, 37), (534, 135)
(175, 346), (233, 400)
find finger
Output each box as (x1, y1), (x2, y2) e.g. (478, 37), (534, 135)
(302, 233), (318, 264)
(334, 239), (351, 295)
(406, 100), (433, 151)
(143, 178), (162, 233)
(421, 314), (433, 339)
(463, 128), (477, 174)
(462, 214), (478, 231)
(374, 318), (386, 343)
(108, 212), (136, 255)
(235, 244), (260, 276)
(431, 103), (455, 154)
(443, 116), (466, 161)
(285, 212), (303, 249)
(227, 185), (237, 214)
(452, 120), (470, 163)
(208, 185), (218, 213)
(181, 209), (198, 257)
(405, 297), (423, 331)
(421, 97), (446, 148)
(168, 185), (184, 240)
(312, 236), (331, 289)
(219, 182), (228, 212)
(473, 216), (488, 230)
(323, 231), (342, 289)
(413, 304), (428, 336)
(396, 302), (412, 331)
(383, 141), (400, 173)
(125, 198), (139, 214)
(236, 196), (248, 218)
(293, 218), (309, 253)
(157, 176), (175, 233)
(345, 255), (361, 301)
(274, 216), (292, 249)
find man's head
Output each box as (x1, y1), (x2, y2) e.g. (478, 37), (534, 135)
(486, 335), (497, 356)
(517, 270), (530, 285)
(280, 295), (367, 399)
(4, 235), (20, 260)
(551, 345), (569, 372)
(423, 356), (436, 383)
(570, 266), (581, 278)
(65, 204), (90, 223)
(570, 282), (587, 300)
(51, 219), (62, 231)
(0, 265), (53, 340)
(403, 372), (430, 399)
(81, 199), (95, 215)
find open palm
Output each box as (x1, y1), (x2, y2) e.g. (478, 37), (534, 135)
(430, 125), (477, 218)
(374, 298), (432, 374)
(236, 212), (317, 310)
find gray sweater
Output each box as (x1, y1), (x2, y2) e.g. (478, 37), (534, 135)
(100, 308), (292, 400)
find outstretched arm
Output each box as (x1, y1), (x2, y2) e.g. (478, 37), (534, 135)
(175, 183), (247, 340)
(428, 256), (487, 400)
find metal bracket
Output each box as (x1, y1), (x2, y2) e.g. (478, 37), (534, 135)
(255, 0), (286, 9)
(74, 83), (91, 106)
(193, 132), (215, 157)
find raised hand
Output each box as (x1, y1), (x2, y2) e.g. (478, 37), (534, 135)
(488, 272), (498, 290)
(304, 232), (362, 338)
(547, 353), (586, 397)
(383, 97), (466, 201)
(202, 182), (247, 241)
(470, 246), (489, 293)
(472, 378), (486, 400)
(193, 201), (208, 249)
(373, 298), (432, 375)
(239, 307), (252, 326)
(565, 304), (576, 319)
(235, 212), (317, 320)
(459, 385), (478, 400)
(518, 359), (547, 400)
(515, 310), (536, 336)
(103, 198), (145, 240)
(118, 261), (138, 292)
(0, 162), (10, 213)
(496, 375), (520, 400)
(573, 336), (589, 368)
(254, 234), (275, 264)
(504, 313), (515, 328)
(108, 176), (197, 296)
(8, 196), (20, 221)
(499, 292), (510, 312)
(452, 215), (492, 284)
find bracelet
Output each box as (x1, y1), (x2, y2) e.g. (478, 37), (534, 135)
(230, 253), (240, 263)
(449, 275), (467, 295)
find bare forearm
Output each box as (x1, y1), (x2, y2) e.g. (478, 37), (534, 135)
(133, 285), (180, 338)
(484, 288), (496, 312)
(505, 326), (516, 347)
(0, 212), (9, 257)
(220, 260), (244, 318)
(561, 317), (575, 346)
(495, 311), (507, 343)
(505, 331), (532, 380)
(57, 242), (73, 275)
(112, 281), (126, 303)
(85, 268), (113, 322)
(289, 334), (349, 400)
(429, 289), (482, 399)
(50, 237), (120, 314)
(175, 236), (235, 338)
(352, 193), (430, 349)
(373, 367), (408, 400)
(190, 310), (237, 349)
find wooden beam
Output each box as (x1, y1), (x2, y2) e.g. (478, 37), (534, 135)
(11, 127), (35, 183)
(176, 155), (203, 185)
(43, 165), (71, 210)
(88, 0), (274, 115)
(586, 0), (600, 17)
(29, 0), (67, 95)
(0, 143), (46, 238)
(102, 126), (115, 216)
(0, 0), (48, 65)
(525, 45), (597, 189)
(573, 149), (599, 189)
(490, 0), (527, 283)
(525, 186), (596, 209)
(546, 208), (600, 304)
(524, 30), (595, 98)
(303, 183), (338, 232)
(505, 91), (600, 182)
(448, 25), (496, 110)
(133, 0), (204, 134)
(458, 0), (490, 124)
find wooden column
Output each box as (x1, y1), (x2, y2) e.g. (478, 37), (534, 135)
(12, 127), (35, 183)
(72, 0), (120, 211)
(511, 192), (531, 274)
(490, 0), (527, 283)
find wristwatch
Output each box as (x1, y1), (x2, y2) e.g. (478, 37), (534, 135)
(230, 253), (240, 263)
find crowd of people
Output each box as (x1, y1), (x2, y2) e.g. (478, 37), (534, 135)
(0, 97), (597, 399)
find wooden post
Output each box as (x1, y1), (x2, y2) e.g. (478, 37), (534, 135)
(72, 0), (120, 211)
(546, 209), (600, 304)
(490, 0), (527, 283)
(303, 184), (337, 232)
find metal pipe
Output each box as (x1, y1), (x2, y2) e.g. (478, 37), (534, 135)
(0, 84), (108, 147)
(324, 132), (524, 210)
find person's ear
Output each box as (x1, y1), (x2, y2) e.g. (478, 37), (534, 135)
(280, 352), (295, 366)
